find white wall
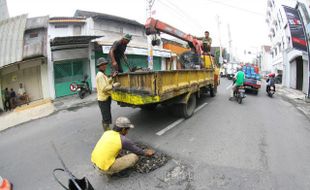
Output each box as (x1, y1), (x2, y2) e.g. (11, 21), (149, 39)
(303, 60), (308, 93)
(89, 43), (96, 90)
(46, 33), (56, 99)
(40, 62), (50, 99)
(290, 61), (297, 89)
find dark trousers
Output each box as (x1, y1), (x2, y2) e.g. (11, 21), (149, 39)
(98, 97), (112, 125)
(4, 98), (10, 111)
(115, 57), (123, 73)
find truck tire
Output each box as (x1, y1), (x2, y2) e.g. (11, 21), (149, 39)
(210, 86), (217, 97)
(238, 97), (242, 104)
(254, 89), (259, 95)
(176, 94), (196, 118)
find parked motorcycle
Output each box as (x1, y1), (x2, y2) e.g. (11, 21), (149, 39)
(233, 86), (246, 104)
(267, 85), (275, 97)
(69, 75), (92, 99)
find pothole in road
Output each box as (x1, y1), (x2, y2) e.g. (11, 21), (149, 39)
(116, 143), (170, 176)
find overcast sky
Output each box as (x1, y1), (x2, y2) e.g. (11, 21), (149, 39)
(7, 0), (270, 59)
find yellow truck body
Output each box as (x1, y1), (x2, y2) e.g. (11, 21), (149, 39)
(111, 55), (219, 118)
(112, 69), (215, 105)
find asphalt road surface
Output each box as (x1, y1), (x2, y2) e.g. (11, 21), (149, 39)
(1, 78), (310, 190)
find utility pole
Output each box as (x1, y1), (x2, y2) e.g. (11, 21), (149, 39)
(216, 15), (223, 65)
(227, 24), (232, 62)
(146, 0), (155, 70)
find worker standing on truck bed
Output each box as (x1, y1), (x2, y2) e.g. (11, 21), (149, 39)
(109, 34), (132, 75)
(91, 117), (155, 175)
(202, 31), (212, 54)
(96, 57), (119, 131)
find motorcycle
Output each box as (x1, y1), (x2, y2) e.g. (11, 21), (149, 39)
(267, 85), (275, 97)
(70, 75), (92, 99)
(233, 86), (246, 104)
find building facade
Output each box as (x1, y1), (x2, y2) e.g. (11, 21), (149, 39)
(0, 15), (50, 110)
(266, 0), (309, 94)
(0, 0), (9, 21)
(260, 45), (273, 74)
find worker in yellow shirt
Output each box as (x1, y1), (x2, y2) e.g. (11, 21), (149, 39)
(96, 57), (119, 131)
(91, 117), (155, 175)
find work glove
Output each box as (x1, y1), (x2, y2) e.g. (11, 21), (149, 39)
(144, 149), (155, 157)
(112, 82), (120, 88)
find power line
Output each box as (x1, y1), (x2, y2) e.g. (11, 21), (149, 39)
(204, 0), (265, 17)
(156, 0), (203, 33)
(164, 0), (205, 30)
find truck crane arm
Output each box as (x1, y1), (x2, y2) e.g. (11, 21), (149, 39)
(145, 17), (202, 54)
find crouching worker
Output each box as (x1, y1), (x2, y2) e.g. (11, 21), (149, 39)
(91, 116), (155, 175)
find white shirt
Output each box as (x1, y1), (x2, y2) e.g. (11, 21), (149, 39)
(18, 87), (25, 95)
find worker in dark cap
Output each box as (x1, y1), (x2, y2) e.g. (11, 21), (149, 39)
(91, 116), (155, 175)
(109, 34), (132, 75)
(96, 57), (120, 131)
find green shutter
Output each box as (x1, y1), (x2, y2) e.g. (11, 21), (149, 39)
(54, 59), (91, 98)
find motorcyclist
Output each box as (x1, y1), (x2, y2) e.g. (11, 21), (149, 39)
(229, 66), (245, 101)
(266, 73), (276, 93)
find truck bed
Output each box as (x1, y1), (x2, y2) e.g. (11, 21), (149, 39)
(112, 69), (215, 106)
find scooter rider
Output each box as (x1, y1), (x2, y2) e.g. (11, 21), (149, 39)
(229, 66), (245, 101)
(266, 73), (276, 92)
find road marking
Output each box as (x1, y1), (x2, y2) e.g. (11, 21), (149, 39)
(156, 118), (184, 136)
(156, 103), (208, 136)
(226, 83), (232, 90)
(194, 102), (208, 113)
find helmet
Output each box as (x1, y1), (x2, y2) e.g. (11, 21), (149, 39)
(96, 57), (109, 67)
(123, 34), (132, 41)
(115, 117), (134, 128)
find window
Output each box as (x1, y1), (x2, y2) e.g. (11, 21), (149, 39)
(55, 24), (68, 28)
(275, 48), (277, 56)
(29, 32), (38, 38)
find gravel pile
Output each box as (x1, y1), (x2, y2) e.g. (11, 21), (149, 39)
(119, 143), (170, 174)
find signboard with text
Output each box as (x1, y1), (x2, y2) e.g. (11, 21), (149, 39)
(283, 5), (307, 52)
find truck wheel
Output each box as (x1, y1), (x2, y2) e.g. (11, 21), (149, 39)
(176, 94), (196, 118)
(254, 90), (259, 95)
(238, 97), (242, 104)
(140, 104), (157, 111)
(210, 86), (217, 97)
(79, 91), (85, 99)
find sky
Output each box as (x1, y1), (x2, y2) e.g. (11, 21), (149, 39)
(6, 0), (270, 60)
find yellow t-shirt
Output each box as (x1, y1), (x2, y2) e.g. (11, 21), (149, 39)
(91, 131), (122, 171)
(96, 71), (112, 101)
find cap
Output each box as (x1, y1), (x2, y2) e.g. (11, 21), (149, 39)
(123, 34), (132, 41)
(115, 117), (134, 129)
(96, 57), (109, 67)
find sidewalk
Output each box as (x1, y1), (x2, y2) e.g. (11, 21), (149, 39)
(276, 84), (310, 120)
(0, 93), (97, 132)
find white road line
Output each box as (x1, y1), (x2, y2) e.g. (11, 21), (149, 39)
(226, 83), (232, 90)
(194, 102), (208, 113)
(156, 103), (208, 136)
(156, 118), (184, 136)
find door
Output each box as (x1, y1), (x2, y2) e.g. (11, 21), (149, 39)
(23, 66), (43, 101)
(296, 56), (303, 91)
